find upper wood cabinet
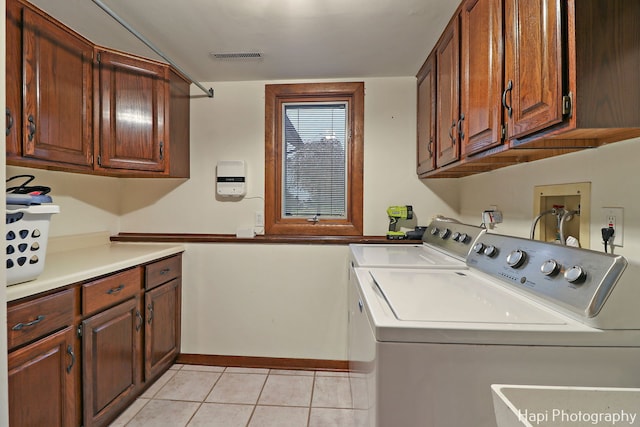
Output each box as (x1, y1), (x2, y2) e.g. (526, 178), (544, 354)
(459, 0), (504, 156)
(8, 2), (94, 170)
(416, 54), (436, 175)
(95, 49), (168, 174)
(434, 17), (460, 168)
(503, 0), (564, 140)
(419, 0), (640, 178)
(5, 0), (191, 178)
(6, 0), (22, 159)
(506, 0), (640, 146)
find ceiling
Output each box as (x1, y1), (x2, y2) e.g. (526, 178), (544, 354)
(28, 0), (458, 88)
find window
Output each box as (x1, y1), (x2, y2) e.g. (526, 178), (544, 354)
(265, 82), (364, 236)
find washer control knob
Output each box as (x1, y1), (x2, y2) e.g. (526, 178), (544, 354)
(506, 250), (527, 268)
(439, 228), (451, 239)
(541, 259), (561, 277)
(430, 227), (440, 236)
(458, 233), (469, 244)
(472, 243), (485, 254)
(483, 245), (498, 258)
(564, 266), (587, 284)
(452, 232), (461, 241)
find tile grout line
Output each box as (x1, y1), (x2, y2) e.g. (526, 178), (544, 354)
(182, 364), (226, 427)
(244, 367), (271, 426)
(307, 370), (317, 427)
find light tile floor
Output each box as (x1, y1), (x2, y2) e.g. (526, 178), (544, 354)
(109, 364), (367, 427)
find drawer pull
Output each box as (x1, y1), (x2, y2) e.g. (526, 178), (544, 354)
(160, 268), (171, 275)
(107, 284), (125, 295)
(66, 345), (75, 374)
(12, 315), (45, 331)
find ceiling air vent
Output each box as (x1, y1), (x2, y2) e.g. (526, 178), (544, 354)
(210, 52), (263, 60)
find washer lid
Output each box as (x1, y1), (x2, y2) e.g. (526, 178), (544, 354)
(369, 269), (566, 325)
(350, 244), (465, 268)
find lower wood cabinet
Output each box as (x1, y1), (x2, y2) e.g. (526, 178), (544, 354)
(7, 253), (183, 427)
(82, 297), (143, 427)
(8, 326), (77, 427)
(145, 278), (181, 381)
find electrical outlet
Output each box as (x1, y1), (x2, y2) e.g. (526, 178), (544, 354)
(602, 207), (624, 247)
(255, 211), (264, 228)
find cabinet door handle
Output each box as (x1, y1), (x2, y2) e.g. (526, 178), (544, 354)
(457, 114), (465, 143)
(136, 310), (143, 331)
(6, 108), (13, 136)
(160, 268), (171, 275)
(147, 303), (154, 324)
(502, 80), (513, 118)
(27, 115), (36, 142)
(449, 122), (457, 145)
(107, 284), (125, 295)
(66, 345), (75, 374)
(427, 137), (433, 157)
(12, 315), (45, 331)
(159, 141), (164, 160)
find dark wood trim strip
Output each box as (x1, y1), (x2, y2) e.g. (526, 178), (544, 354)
(111, 233), (421, 245)
(176, 353), (349, 372)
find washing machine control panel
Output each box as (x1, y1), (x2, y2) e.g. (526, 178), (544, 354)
(467, 234), (627, 318)
(422, 219), (487, 260)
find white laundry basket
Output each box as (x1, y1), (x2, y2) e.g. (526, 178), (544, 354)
(6, 204), (60, 286)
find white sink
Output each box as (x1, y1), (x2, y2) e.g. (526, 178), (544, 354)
(491, 384), (640, 426)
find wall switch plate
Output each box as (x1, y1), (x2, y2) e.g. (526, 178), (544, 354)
(255, 211), (265, 227)
(602, 207), (624, 247)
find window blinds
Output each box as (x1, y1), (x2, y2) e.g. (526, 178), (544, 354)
(282, 103), (348, 218)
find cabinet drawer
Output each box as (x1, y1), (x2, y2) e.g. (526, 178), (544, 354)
(82, 268), (142, 315)
(145, 255), (181, 290)
(7, 288), (75, 350)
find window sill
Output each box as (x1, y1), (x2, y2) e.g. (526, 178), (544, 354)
(111, 233), (421, 245)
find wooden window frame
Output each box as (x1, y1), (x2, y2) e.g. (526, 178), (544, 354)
(265, 82), (364, 236)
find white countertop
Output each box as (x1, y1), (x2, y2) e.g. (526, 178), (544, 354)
(7, 232), (185, 302)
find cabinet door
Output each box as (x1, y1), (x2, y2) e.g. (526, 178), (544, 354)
(96, 50), (169, 173)
(460, 0), (503, 156)
(416, 54), (436, 176)
(145, 278), (181, 381)
(83, 297), (142, 427)
(8, 326), (77, 427)
(22, 7), (94, 167)
(504, 0), (563, 139)
(435, 17), (460, 167)
(6, 0), (22, 157)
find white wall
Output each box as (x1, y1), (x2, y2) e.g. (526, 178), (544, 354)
(6, 165), (122, 238)
(455, 136), (640, 260)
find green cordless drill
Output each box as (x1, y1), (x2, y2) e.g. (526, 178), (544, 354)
(386, 205), (413, 239)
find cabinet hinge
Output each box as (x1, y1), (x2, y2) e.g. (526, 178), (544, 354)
(501, 124), (507, 141)
(96, 52), (101, 63)
(562, 92), (573, 117)
(77, 324), (83, 338)
(97, 155), (101, 166)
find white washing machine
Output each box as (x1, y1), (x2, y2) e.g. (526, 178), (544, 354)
(348, 233), (640, 427)
(349, 218), (486, 269)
